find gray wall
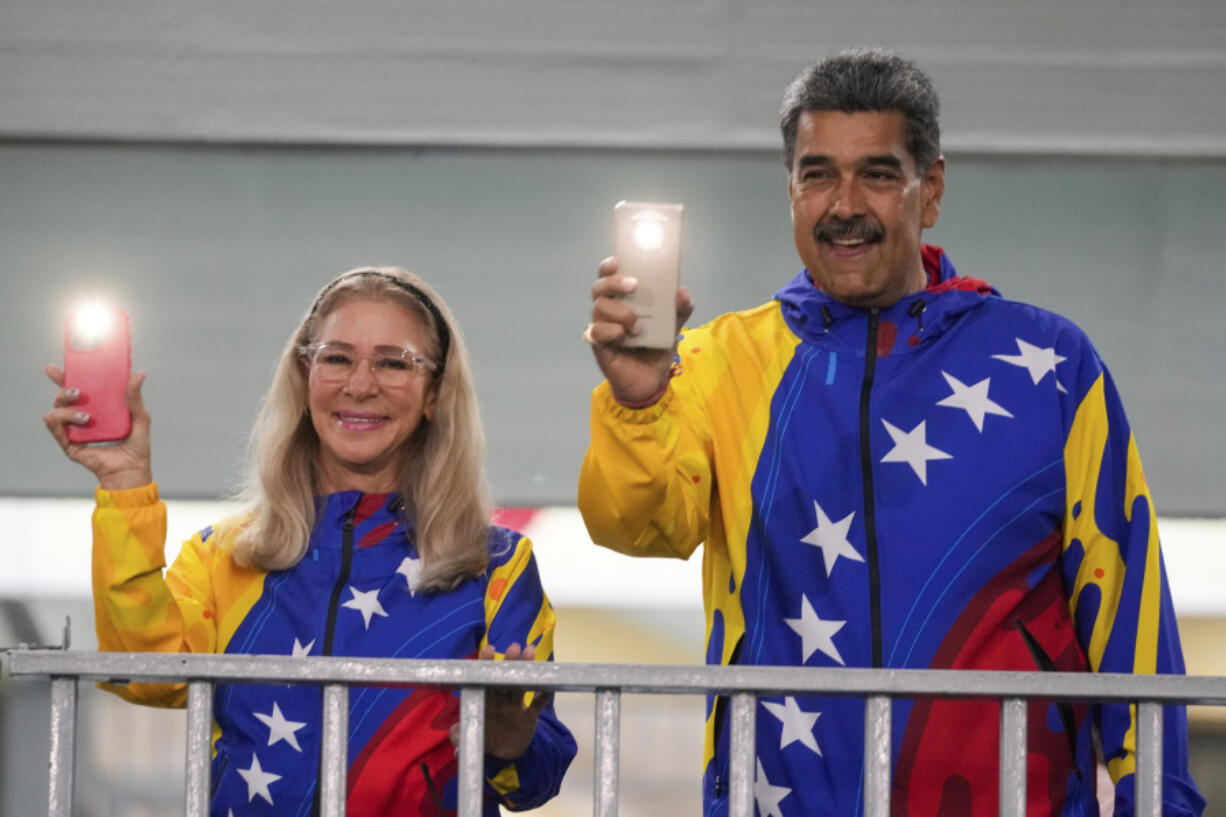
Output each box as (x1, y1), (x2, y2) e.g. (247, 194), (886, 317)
(3, 0), (1225, 156)
(3, 144), (1225, 513)
(2, 0), (1225, 512)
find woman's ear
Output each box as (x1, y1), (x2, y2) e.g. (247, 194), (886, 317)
(423, 382), (439, 423)
(298, 356), (314, 414)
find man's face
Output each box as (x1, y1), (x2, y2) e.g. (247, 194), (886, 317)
(788, 110), (945, 309)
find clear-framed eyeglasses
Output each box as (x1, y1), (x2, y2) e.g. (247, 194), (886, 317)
(301, 341), (438, 387)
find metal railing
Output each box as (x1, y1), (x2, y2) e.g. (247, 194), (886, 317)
(9, 649), (1226, 817)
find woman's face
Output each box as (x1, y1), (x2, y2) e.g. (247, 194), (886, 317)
(306, 297), (438, 494)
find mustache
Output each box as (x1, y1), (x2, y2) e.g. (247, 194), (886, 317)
(814, 216), (883, 243)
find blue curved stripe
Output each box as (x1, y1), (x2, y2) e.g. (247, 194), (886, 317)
(885, 458), (1062, 666)
(898, 485), (1064, 668)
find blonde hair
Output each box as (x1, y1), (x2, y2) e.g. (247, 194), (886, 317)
(233, 266), (492, 591)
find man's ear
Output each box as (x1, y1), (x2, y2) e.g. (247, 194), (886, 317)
(786, 170), (798, 221)
(921, 157), (946, 229)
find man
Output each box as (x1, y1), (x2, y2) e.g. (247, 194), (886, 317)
(578, 49), (1203, 817)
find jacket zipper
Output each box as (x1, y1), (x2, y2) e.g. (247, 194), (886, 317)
(312, 504), (358, 817)
(860, 309), (884, 668)
(322, 505), (358, 657)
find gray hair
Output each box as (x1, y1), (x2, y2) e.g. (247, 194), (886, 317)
(780, 48), (941, 171)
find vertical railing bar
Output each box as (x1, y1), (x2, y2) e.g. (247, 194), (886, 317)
(320, 683), (349, 817)
(185, 681), (213, 817)
(999, 697), (1027, 817)
(1136, 701), (1163, 817)
(47, 676), (78, 817)
(864, 695), (892, 817)
(728, 692), (756, 817)
(458, 687), (486, 817)
(593, 688), (621, 817)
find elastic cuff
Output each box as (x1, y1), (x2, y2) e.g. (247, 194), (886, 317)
(484, 754), (520, 799)
(95, 481), (160, 508)
(596, 380), (674, 424)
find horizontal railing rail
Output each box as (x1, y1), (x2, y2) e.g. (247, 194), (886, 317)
(10, 649), (1226, 817)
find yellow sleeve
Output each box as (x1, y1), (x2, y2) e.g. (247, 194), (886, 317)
(480, 532), (556, 658)
(478, 532), (577, 805)
(578, 304), (799, 568)
(91, 482), (217, 706)
(577, 359), (715, 561)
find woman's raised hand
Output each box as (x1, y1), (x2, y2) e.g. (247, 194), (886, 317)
(451, 642), (553, 761)
(43, 365), (154, 491)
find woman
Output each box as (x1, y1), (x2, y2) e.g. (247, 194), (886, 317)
(44, 266), (576, 816)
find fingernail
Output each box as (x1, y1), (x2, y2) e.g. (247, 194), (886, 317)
(67, 388), (79, 398)
(74, 411), (89, 422)
(622, 276), (638, 291)
(630, 319), (643, 335)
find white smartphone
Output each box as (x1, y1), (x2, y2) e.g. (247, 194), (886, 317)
(613, 200), (684, 349)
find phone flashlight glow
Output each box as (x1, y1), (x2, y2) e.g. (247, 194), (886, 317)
(70, 301), (115, 349)
(631, 211), (668, 251)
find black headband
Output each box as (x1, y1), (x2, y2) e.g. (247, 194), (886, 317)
(309, 271), (451, 373)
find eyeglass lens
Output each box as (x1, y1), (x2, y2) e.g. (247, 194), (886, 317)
(311, 344), (429, 386)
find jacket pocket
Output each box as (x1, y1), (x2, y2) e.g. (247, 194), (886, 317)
(707, 635), (744, 803)
(420, 760), (450, 816)
(210, 754), (229, 798)
(1014, 618), (1082, 780)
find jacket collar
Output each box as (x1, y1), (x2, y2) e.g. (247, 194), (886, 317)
(774, 244), (997, 357)
(312, 491), (411, 545)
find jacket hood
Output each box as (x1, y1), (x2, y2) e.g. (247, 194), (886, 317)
(774, 244), (998, 357)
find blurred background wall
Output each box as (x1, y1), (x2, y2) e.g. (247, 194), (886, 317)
(2, 1), (1225, 815)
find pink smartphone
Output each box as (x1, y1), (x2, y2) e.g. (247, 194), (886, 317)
(64, 305), (132, 444)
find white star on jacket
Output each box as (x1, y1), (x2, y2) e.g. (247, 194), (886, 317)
(762, 697), (822, 756)
(755, 758), (792, 817)
(880, 419), (952, 485)
(800, 500), (863, 577)
(237, 753), (281, 804)
(397, 556), (423, 596)
(992, 337), (1067, 393)
(936, 371), (1013, 432)
(785, 594), (845, 665)
(342, 586), (388, 629)
(291, 637), (314, 658)
(254, 701), (307, 752)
